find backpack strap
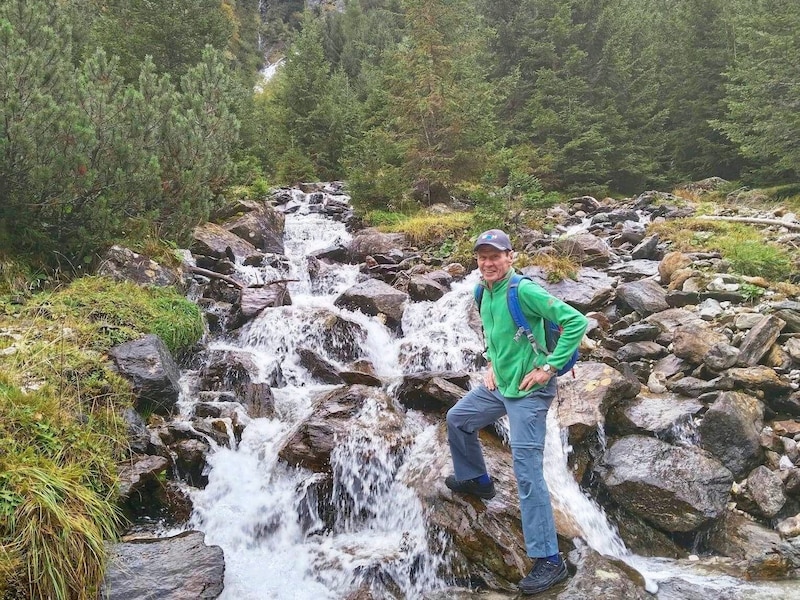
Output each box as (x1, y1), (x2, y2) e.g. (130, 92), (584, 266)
(507, 274), (549, 355)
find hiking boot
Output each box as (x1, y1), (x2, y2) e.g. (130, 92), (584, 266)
(444, 475), (496, 499)
(518, 556), (568, 595)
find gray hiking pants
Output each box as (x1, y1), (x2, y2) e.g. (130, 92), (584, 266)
(446, 378), (558, 558)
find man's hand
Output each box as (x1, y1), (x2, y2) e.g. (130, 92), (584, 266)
(519, 367), (552, 391)
(484, 364), (496, 390)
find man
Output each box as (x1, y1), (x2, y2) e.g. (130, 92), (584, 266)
(445, 229), (588, 595)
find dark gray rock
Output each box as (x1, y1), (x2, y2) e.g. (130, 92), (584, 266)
(348, 229), (407, 262)
(599, 435), (733, 532)
(407, 274), (446, 302)
(614, 323), (661, 343)
(617, 280), (669, 316)
(553, 233), (612, 266)
(110, 335), (181, 416)
(396, 371), (471, 413)
(607, 392), (703, 439)
(102, 531), (224, 600)
(334, 279), (408, 330)
(298, 347), (343, 384)
(698, 391), (764, 478)
(520, 266), (617, 312)
(673, 323), (729, 364)
(617, 341), (667, 362)
(223, 200), (285, 254)
(191, 222), (264, 266)
(707, 511), (800, 580)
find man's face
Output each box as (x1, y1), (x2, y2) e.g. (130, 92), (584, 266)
(476, 247), (513, 285)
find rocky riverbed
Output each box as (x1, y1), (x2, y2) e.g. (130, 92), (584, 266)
(101, 182), (800, 599)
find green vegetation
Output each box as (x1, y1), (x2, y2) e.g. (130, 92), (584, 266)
(648, 218), (794, 281)
(0, 277), (203, 598)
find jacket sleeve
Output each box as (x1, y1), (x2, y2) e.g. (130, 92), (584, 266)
(517, 279), (588, 370)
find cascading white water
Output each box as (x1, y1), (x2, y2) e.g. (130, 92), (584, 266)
(183, 190), (795, 599)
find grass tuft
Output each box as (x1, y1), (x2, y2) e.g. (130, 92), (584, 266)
(648, 218), (794, 281)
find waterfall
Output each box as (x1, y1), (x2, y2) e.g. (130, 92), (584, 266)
(181, 189), (792, 599)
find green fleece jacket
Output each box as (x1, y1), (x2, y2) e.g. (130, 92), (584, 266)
(479, 270), (588, 398)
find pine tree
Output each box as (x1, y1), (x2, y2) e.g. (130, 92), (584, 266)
(715, 0), (800, 181)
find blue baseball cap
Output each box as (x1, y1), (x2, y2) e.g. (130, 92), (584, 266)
(474, 229), (512, 251)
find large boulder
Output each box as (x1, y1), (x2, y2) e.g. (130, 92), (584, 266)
(102, 531), (224, 600)
(553, 233), (612, 266)
(223, 200), (285, 255)
(599, 435), (733, 532)
(616, 280), (669, 316)
(606, 392), (703, 440)
(97, 246), (184, 288)
(348, 229), (407, 262)
(556, 549), (649, 600)
(191, 222), (264, 266)
(279, 386), (408, 473)
(520, 267), (617, 312)
(334, 279), (408, 330)
(109, 335), (181, 416)
(672, 323), (729, 364)
(698, 391), (764, 478)
(556, 362), (641, 445)
(395, 371), (471, 413)
(707, 511), (800, 580)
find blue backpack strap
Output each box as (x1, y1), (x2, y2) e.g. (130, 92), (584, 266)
(507, 274), (549, 355)
(474, 284), (483, 310)
(509, 274), (579, 376)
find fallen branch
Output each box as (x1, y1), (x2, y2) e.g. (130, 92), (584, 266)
(189, 266), (244, 289)
(696, 215), (800, 232)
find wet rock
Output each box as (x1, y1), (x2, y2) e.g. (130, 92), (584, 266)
(234, 284), (292, 324)
(403, 426), (540, 591)
(313, 241), (350, 263)
(191, 222), (264, 266)
(223, 199), (285, 254)
(520, 267), (616, 312)
(556, 362), (640, 445)
(298, 347), (344, 384)
(553, 233), (612, 266)
(173, 438), (210, 488)
(698, 391), (764, 478)
(673, 323), (729, 364)
(707, 510), (800, 579)
(123, 408), (150, 454)
(617, 280), (669, 316)
(199, 349), (277, 417)
(599, 435), (733, 532)
(606, 392), (703, 439)
(557, 548), (649, 600)
(396, 371), (471, 413)
(109, 335), (181, 416)
(737, 315), (786, 366)
(334, 279), (409, 330)
(279, 386), (407, 473)
(117, 455), (170, 502)
(102, 531), (224, 600)
(97, 245), (184, 288)
(407, 274), (447, 302)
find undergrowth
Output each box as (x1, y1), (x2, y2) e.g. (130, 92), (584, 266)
(0, 275), (203, 599)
